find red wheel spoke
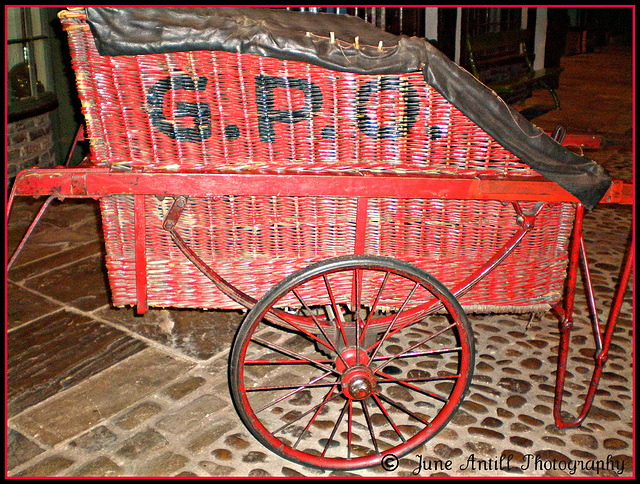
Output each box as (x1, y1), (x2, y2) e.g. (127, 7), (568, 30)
(292, 383), (341, 449)
(274, 384), (342, 437)
(376, 369), (449, 403)
(355, 314), (362, 366)
(248, 381), (338, 392)
(369, 346), (462, 364)
(377, 374), (460, 385)
(347, 399), (354, 460)
(292, 288), (349, 368)
(369, 281), (420, 363)
(352, 268), (363, 314)
(252, 371), (335, 414)
(374, 322), (457, 373)
(267, 308), (337, 355)
(376, 392), (432, 426)
(353, 268), (363, 365)
(250, 337), (339, 375)
(359, 272), (390, 345)
(363, 295), (443, 343)
(323, 275), (349, 348)
(360, 398), (380, 455)
(321, 398), (350, 457)
(371, 393), (406, 443)
(245, 358), (333, 365)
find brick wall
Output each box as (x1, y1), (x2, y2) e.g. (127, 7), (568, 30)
(7, 112), (57, 189)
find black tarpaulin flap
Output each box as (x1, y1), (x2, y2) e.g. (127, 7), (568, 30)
(85, 7), (612, 209)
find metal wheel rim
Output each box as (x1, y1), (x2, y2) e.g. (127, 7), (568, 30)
(229, 255), (474, 470)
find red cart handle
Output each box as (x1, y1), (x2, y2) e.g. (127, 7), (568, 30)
(552, 204), (634, 428)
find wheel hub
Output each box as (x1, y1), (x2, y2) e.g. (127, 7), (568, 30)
(336, 348), (377, 400)
(342, 367), (376, 400)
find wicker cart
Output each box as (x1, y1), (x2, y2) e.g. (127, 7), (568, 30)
(8, 8), (633, 470)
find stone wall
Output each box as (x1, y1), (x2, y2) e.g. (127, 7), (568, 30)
(7, 111), (57, 189)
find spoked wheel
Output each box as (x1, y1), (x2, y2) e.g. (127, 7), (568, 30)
(229, 255), (474, 470)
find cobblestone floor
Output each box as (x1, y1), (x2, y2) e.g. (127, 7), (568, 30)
(6, 43), (633, 477)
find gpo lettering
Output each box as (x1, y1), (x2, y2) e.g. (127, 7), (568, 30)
(147, 75), (212, 142)
(147, 74), (426, 143)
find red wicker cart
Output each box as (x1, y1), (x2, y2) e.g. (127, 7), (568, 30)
(8, 8), (633, 470)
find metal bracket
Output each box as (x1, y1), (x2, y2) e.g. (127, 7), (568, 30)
(162, 195), (189, 230)
(512, 201), (545, 229)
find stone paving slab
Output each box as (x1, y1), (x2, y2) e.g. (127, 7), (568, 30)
(11, 349), (194, 447)
(7, 282), (62, 330)
(21, 254), (112, 313)
(8, 199), (103, 269)
(94, 307), (244, 361)
(7, 429), (46, 471)
(8, 309), (148, 417)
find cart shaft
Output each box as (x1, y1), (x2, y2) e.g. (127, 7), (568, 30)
(553, 204), (634, 428)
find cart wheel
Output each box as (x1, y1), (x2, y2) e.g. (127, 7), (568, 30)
(229, 255), (474, 470)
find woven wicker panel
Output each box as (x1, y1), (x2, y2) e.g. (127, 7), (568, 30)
(101, 195), (358, 309)
(61, 11), (536, 177)
(101, 195), (574, 311)
(365, 198), (575, 310)
(378, 202), (574, 311)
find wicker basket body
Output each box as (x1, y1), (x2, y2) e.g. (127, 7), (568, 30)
(100, 195), (574, 311)
(62, 10), (574, 311)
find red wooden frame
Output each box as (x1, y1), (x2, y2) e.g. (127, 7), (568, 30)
(8, 165), (632, 204)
